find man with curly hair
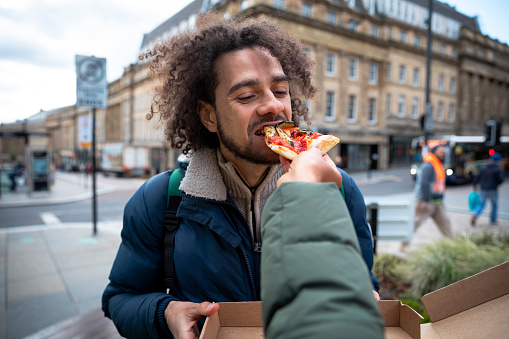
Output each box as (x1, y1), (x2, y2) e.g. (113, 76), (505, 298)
(103, 13), (378, 338)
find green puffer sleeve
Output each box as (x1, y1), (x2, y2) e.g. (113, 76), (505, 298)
(261, 182), (384, 339)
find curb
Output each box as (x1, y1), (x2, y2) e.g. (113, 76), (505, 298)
(0, 187), (115, 209)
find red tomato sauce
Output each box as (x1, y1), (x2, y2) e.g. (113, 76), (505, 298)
(269, 131), (322, 154)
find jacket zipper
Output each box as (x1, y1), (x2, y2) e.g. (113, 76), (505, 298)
(250, 189), (262, 252)
(239, 246), (258, 299)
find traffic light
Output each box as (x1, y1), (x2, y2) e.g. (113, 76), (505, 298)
(489, 148), (495, 157)
(485, 120), (501, 147)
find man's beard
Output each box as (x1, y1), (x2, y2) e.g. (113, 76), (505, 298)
(216, 114), (287, 165)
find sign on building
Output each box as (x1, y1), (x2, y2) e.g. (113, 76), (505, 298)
(75, 55), (108, 108)
(78, 115), (92, 148)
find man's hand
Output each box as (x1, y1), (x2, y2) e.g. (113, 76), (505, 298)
(373, 290), (380, 301)
(165, 301), (219, 339)
(277, 148), (343, 188)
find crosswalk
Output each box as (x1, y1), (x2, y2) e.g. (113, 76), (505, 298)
(40, 212), (62, 225)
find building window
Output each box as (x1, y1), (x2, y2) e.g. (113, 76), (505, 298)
(439, 74), (444, 91)
(412, 98), (419, 119)
(398, 95), (406, 117)
(440, 44), (445, 55)
(386, 63), (391, 81)
(348, 20), (359, 31)
(371, 25), (378, 37)
(347, 95), (357, 122)
(302, 3), (312, 17)
(385, 93), (391, 116)
(325, 91), (335, 121)
(452, 48), (457, 58)
(327, 11), (336, 25)
(274, 0), (285, 10)
(448, 104), (455, 123)
(349, 58), (358, 80)
(413, 68), (419, 87)
(369, 63), (378, 84)
(437, 101), (444, 121)
(326, 53), (336, 76)
(415, 36), (421, 48)
(450, 77), (456, 94)
(368, 98), (377, 124)
(400, 31), (407, 43)
(399, 65), (406, 84)
(387, 26), (392, 40)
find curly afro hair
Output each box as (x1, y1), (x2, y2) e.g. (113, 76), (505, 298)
(140, 12), (317, 154)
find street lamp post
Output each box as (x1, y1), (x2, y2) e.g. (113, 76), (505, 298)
(424, 0), (434, 150)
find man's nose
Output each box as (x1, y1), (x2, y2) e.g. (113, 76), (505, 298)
(258, 92), (285, 116)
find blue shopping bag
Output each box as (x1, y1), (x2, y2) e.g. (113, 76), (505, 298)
(468, 191), (480, 211)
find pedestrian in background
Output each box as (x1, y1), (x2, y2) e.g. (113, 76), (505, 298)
(471, 152), (504, 226)
(8, 162), (24, 192)
(401, 145), (453, 251)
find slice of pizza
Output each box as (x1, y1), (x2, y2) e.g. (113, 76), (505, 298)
(264, 121), (339, 160)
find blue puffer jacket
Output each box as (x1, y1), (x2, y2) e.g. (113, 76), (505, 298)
(102, 155), (378, 339)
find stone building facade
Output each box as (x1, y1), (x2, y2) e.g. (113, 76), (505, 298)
(1, 0), (508, 173)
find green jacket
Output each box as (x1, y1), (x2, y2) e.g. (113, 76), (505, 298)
(261, 182), (384, 338)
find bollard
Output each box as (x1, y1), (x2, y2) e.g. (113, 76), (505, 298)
(367, 203), (379, 255)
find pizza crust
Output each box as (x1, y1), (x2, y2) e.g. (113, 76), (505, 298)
(267, 144), (299, 160)
(309, 134), (340, 154)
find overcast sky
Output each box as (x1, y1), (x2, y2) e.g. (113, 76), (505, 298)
(0, 0), (508, 124)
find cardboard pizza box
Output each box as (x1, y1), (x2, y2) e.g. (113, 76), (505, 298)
(199, 300), (422, 339)
(199, 302), (263, 339)
(378, 300), (422, 338)
(420, 261), (509, 338)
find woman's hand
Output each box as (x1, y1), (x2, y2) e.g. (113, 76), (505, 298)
(277, 148), (343, 188)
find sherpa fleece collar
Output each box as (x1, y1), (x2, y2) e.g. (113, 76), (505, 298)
(179, 147), (282, 202)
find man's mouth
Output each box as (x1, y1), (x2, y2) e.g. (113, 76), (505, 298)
(254, 122), (282, 137)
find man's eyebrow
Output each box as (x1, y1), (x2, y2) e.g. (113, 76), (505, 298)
(228, 79), (260, 96)
(272, 75), (290, 84)
(227, 75), (290, 96)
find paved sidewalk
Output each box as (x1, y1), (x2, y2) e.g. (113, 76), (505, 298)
(0, 171), (115, 209)
(0, 170), (507, 339)
(0, 172), (122, 339)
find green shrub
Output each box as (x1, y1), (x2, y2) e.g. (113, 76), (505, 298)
(402, 231), (509, 298)
(373, 253), (405, 283)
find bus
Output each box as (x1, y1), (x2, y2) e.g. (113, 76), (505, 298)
(410, 135), (509, 184)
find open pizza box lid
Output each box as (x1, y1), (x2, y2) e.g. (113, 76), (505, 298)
(420, 261), (509, 338)
(199, 300), (422, 339)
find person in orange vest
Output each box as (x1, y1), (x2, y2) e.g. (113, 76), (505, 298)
(401, 145), (453, 251)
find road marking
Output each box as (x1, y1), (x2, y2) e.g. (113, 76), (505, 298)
(40, 212), (62, 225)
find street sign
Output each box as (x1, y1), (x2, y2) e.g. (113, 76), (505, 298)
(424, 103), (434, 133)
(78, 115), (92, 148)
(75, 55), (108, 108)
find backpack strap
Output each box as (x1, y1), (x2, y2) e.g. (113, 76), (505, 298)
(340, 184), (345, 200)
(163, 168), (184, 293)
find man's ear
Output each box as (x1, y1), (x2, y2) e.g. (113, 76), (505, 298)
(198, 100), (218, 133)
